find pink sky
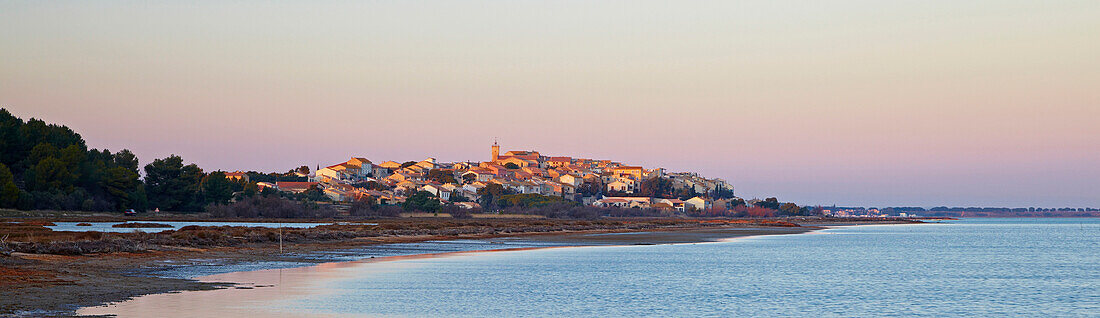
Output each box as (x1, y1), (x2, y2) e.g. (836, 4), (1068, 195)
(2, 1), (1098, 207)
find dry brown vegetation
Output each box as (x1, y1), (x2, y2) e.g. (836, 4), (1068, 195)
(0, 266), (72, 287)
(698, 219), (801, 227)
(0, 216), (909, 257)
(0, 218), (740, 256)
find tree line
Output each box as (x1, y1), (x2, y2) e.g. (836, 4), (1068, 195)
(0, 109), (296, 212)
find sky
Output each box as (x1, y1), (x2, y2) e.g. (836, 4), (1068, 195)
(2, 1), (1098, 208)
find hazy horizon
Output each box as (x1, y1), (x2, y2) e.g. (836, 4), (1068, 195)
(3, 1), (1098, 207)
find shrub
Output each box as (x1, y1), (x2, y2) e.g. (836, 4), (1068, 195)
(496, 193), (572, 209)
(443, 204), (470, 219)
(350, 201), (401, 218)
(10, 237), (144, 255)
(205, 196), (338, 218)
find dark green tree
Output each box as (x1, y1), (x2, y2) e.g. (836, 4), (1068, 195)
(576, 181), (602, 196)
(33, 157), (74, 191)
(476, 183), (506, 210)
(113, 149), (139, 171)
(303, 185), (328, 202)
(227, 178), (244, 193)
(779, 202), (801, 216)
(144, 155), (204, 211)
(59, 144), (85, 167)
(711, 184), (734, 199)
(638, 177), (673, 198)
(202, 171), (234, 205)
(675, 185), (699, 200)
(403, 191), (440, 212)
(450, 191), (469, 202)
(16, 190), (35, 210)
(0, 109), (26, 166)
(426, 169), (457, 184)
(27, 143), (59, 166)
(497, 193), (571, 208)
(758, 197), (781, 210)
(104, 166), (141, 210)
(260, 186), (278, 196)
(0, 163), (19, 208)
(242, 181), (258, 197)
(478, 183), (505, 197)
(0, 109), (153, 211)
(129, 184), (149, 211)
(504, 162), (520, 169)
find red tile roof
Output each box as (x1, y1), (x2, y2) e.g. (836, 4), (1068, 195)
(276, 182), (318, 191)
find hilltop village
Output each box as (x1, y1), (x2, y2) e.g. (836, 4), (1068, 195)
(2, 109), (805, 217)
(253, 142), (739, 213)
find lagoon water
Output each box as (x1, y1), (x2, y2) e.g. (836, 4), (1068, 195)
(81, 218), (1099, 317)
(46, 221), (331, 233)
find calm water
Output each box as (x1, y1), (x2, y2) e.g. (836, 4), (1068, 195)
(46, 221), (335, 233)
(81, 218), (1100, 317)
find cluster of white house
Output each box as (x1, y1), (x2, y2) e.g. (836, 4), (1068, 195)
(260, 143), (736, 210)
(820, 207), (891, 218)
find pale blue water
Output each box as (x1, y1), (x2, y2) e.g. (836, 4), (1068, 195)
(45, 221), (338, 233)
(276, 218), (1099, 317)
(152, 239), (571, 279)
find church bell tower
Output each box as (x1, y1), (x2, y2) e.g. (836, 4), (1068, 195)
(491, 140), (500, 162)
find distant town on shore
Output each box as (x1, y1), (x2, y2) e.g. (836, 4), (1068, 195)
(1, 108), (1096, 218)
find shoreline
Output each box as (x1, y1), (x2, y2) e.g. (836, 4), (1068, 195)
(0, 218), (921, 316)
(79, 225), (830, 317)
